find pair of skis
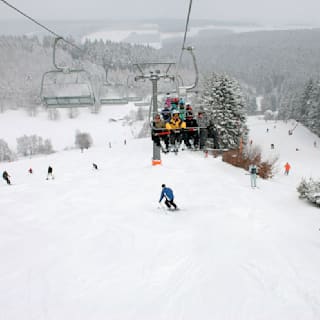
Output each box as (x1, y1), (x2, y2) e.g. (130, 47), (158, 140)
(157, 204), (180, 213)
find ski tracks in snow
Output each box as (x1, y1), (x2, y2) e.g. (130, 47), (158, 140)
(241, 247), (320, 319)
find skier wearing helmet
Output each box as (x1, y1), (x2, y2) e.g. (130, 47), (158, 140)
(159, 184), (178, 210)
(165, 110), (186, 150)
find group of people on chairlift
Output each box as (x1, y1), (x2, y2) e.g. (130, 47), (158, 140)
(151, 93), (208, 152)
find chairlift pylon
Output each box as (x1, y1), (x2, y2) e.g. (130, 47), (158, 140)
(40, 37), (96, 108)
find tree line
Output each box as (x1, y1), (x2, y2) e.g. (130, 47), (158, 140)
(0, 35), (170, 114)
(0, 131), (94, 162)
(278, 78), (320, 137)
(162, 28), (320, 117)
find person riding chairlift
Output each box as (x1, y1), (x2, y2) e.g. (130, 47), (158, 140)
(152, 114), (169, 151)
(185, 111), (199, 149)
(179, 100), (186, 121)
(166, 110), (186, 147)
(161, 105), (171, 123)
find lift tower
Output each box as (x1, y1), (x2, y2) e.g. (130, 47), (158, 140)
(134, 63), (175, 165)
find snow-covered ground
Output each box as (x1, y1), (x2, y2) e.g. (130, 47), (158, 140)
(0, 104), (143, 151)
(1, 107), (320, 319)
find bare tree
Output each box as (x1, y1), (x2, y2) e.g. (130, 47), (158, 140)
(75, 131), (93, 152)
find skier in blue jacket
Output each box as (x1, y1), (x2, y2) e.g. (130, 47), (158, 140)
(159, 184), (178, 210)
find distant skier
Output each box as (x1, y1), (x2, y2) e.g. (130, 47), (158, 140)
(284, 162), (291, 175)
(2, 170), (11, 185)
(248, 164), (258, 188)
(28, 168), (33, 174)
(46, 166), (54, 180)
(92, 163), (98, 170)
(159, 184), (178, 210)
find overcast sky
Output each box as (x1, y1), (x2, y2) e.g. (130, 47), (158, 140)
(1, 0), (320, 25)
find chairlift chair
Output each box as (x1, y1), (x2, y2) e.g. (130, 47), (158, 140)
(99, 83), (129, 105)
(40, 37), (96, 108)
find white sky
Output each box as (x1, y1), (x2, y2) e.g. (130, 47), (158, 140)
(0, 0), (320, 24)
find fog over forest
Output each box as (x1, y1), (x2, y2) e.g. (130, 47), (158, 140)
(1, 18), (320, 137)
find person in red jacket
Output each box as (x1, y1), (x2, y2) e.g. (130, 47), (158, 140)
(284, 162), (291, 175)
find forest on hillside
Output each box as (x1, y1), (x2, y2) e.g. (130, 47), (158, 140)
(0, 35), (174, 114)
(1, 27), (320, 136)
(162, 28), (320, 111)
(160, 28), (320, 136)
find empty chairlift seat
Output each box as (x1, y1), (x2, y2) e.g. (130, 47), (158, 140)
(40, 69), (96, 108)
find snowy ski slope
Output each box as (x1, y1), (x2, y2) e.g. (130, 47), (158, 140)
(0, 108), (320, 319)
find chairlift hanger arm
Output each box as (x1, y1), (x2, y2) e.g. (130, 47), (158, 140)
(176, 46), (199, 94)
(53, 37), (63, 70)
(184, 46), (199, 90)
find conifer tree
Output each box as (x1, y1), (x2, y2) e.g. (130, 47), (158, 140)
(200, 72), (248, 149)
(0, 139), (15, 162)
(299, 78), (314, 125)
(307, 80), (320, 136)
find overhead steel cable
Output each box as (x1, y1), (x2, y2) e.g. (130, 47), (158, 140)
(0, 0), (82, 51)
(176, 0), (193, 75)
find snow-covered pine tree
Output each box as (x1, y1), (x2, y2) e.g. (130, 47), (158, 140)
(0, 139), (15, 162)
(297, 177), (311, 199)
(297, 177), (320, 206)
(307, 80), (320, 136)
(278, 91), (300, 120)
(200, 72), (248, 149)
(299, 78), (314, 125)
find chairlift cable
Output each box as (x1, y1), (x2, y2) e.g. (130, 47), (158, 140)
(0, 0), (135, 73)
(0, 0), (82, 51)
(176, 0), (193, 75)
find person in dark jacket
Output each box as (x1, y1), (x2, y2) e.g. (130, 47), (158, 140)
(197, 111), (209, 149)
(46, 166), (54, 180)
(2, 170), (11, 184)
(184, 111), (199, 148)
(159, 184), (178, 210)
(161, 105), (171, 123)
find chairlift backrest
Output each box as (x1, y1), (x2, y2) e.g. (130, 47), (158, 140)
(99, 83), (128, 105)
(40, 69), (96, 108)
(40, 37), (96, 108)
